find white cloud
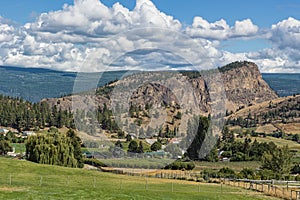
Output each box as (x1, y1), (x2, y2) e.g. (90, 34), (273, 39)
(0, 0), (299, 72)
(185, 17), (258, 40)
(269, 17), (300, 49)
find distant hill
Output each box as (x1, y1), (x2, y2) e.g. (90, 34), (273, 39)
(0, 64), (298, 103)
(41, 61), (279, 137)
(227, 94), (300, 134)
(0, 66), (127, 102)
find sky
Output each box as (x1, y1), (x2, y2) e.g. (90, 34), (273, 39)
(0, 0), (300, 72)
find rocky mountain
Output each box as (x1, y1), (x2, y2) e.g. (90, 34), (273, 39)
(220, 61), (278, 112)
(44, 61), (276, 111)
(41, 61), (278, 134)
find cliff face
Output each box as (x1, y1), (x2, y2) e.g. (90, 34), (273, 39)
(221, 61), (278, 112)
(42, 61), (278, 115)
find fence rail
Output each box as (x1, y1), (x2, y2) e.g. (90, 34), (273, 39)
(223, 178), (300, 200)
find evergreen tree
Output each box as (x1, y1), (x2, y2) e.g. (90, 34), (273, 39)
(128, 140), (138, 153)
(186, 116), (210, 160)
(137, 141), (144, 153)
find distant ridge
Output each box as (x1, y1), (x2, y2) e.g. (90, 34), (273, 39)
(0, 62), (298, 102)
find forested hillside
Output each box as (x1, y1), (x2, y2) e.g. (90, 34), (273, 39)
(0, 95), (74, 131)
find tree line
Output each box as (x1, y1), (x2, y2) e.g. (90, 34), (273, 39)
(0, 95), (74, 131)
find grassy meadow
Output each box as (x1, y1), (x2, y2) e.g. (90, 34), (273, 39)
(0, 157), (281, 200)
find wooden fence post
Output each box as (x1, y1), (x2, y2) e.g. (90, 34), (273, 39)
(39, 176), (43, 186)
(220, 182), (223, 194)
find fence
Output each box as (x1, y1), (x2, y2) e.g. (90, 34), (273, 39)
(101, 167), (300, 200)
(0, 173), (243, 197)
(3, 168), (300, 199)
(223, 179), (300, 200)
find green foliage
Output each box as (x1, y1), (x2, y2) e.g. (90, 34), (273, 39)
(125, 134), (132, 142)
(291, 164), (300, 174)
(174, 111), (182, 119)
(95, 85), (114, 99)
(0, 95), (74, 131)
(218, 127), (279, 162)
(164, 161), (195, 170)
(238, 168), (255, 179)
(261, 145), (293, 175)
(218, 61), (253, 73)
(25, 129), (83, 168)
(0, 140), (12, 155)
(128, 140), (138, 153)
(137, 141), (144, 153)
(186, 116), (210, 160)
(218, 167), (236, 178)
(150, 141), (162, 151)
(205, 146), (219, 162)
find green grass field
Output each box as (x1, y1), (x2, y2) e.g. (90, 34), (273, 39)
(11, 143), (26, 154)
(194, 161), (261, 172)
(0, 157), (280, 200)
(253, 136), (300, 151)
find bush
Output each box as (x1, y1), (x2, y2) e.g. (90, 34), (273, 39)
(291, 164), (300, 174)
(218, 167), (236, 178)
(238, 168), (255, 179)
(164, 161), (195, 170)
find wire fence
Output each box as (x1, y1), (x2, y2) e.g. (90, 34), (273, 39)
(101, 167), (300, 200)
(2, 171), (300, 199)
(222, 179), (300, 200)
(0, 173), (256, 197)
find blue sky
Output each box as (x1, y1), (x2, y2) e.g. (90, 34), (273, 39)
(2, 0), (300, 27)
(0, 0), (300, 72)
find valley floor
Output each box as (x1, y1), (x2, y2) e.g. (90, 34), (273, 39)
(0, 157), (281, 200)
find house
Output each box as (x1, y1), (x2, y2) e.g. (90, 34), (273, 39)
(145, 139), (157, 145)
(128, 133), (137, 139)
(0, 128), (9, 134)
(22, 131), (36, 136)
(168, 138), (181, 144)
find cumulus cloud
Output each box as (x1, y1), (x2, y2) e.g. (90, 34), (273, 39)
(238, 17), (300, 72)
(269, 17), (300, 49)
(185, 17), (258, 40)
(0, 0), (299, 72)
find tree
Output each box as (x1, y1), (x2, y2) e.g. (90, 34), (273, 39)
(0, 140), (12, 155)
(261, 145), (292, 175)
(186, 116), (210, 160)
(128, 140), (138, 153)
(113, 140), (124, 157)
(151, 141), (162, 151)
(205, 146), (219, 162)
(126, 134), (132, 142)
(66, 129), (84, 168)
(25, 129), (83, 168)
(239, 168), (255, 179)
(175, 111), (182, 119)
(137, 141), (144, 153)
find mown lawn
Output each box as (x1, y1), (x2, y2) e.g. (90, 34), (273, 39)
(0, 157), (280, 200)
